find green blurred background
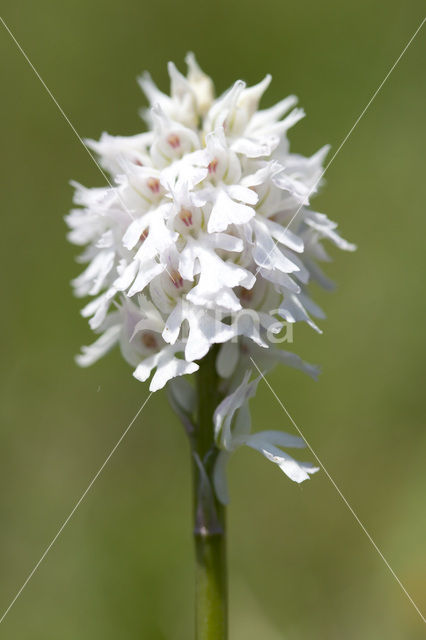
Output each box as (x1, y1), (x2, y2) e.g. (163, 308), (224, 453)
(1, 1), (425, 638)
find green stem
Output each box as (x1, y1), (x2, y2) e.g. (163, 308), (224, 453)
(192, 346), (227, 640)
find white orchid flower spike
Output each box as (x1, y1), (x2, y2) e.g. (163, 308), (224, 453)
(68, 55), (354, 506)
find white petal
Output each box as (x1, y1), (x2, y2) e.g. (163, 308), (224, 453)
(83, 288), (116, 330)
(133, 344), (199, 391)
(113, 261), (138, 291)
(132, 352), (160, 382)
(229, 310), (268, 348)
(305, 216), (357, 251)
(263, 217), (303, 252)
(208, 233), (244, 253)
(150, 356), (198, 391)
(122, 216), (150, 250)
(216, 342), (239, 378)
(214, 372), (259, 449)
(208, 190), (255, 233)
(279, 294), (322, 333)
(231, 136), (279, 158)
(185, 307), (234, 361)
(76, 324), (121, 367)
(162, 301), (184, 345)
(128, 260), (164, 297)
(259, 268), (301, 294)
(245, 436), (318, 483)
(252, 219), (299, 274)
(248, 95), (298, 131)
(226, 184), (258, 205)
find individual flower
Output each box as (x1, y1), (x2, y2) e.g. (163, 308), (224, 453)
(212, 372), (319, 504)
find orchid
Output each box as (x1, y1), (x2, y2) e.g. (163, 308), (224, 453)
(67, 55), (354, 639)
(211, 371), (319, 504)
(67, 54), (354, 394)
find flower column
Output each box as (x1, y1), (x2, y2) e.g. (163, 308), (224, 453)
(192, 345), (227, 640)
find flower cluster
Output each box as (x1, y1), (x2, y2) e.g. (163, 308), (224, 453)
(67, 55), (354, 496)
